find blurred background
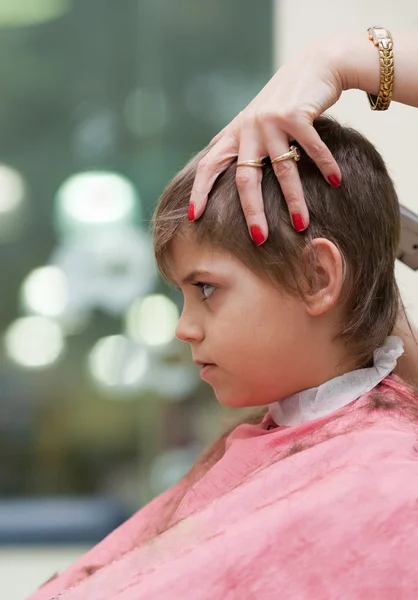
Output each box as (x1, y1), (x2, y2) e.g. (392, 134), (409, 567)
(1, 1), (418, 598)
(0, 1), (273, 597)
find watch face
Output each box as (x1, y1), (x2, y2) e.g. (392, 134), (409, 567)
(369, 26), (391, 43)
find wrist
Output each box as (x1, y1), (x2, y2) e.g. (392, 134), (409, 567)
(323, 35), (353, 91)
(329, 32), (381, 96)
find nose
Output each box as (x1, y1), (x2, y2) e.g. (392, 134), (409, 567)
(175, 308), (204, 344)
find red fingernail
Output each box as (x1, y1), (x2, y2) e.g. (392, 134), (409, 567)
(188, 203), (195, 221)
(328, 174), (341, 187)
(250, 225), (265, 246)
(291, 213), (305, 232)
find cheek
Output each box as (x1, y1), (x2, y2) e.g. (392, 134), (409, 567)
(216, 313), (309, 392)
(210, 291), (309, 363)
(206, 292), (312, 406)
(216, 307), (293, 356)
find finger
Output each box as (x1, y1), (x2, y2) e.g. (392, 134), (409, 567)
(209, 112), (242, 146)
(209, 124), (230, 146)
(189, 133), (239, 221)
(264, 126), (309, 232)
(235, 133), (269, 244)
(290, 118), (342, 187)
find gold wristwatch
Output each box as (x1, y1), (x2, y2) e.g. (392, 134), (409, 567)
(366, 26), (394, 111)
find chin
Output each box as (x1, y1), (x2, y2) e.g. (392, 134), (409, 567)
(214, 388), (268, 409)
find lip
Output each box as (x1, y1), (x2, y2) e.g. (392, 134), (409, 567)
(194, 360), (215, 367)
(199, 363), (216, 381)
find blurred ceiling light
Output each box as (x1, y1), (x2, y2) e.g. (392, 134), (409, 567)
(20, 266), (68, 318)
(124, 88), (168, 137)
(4, 316), (65, 369)
(0, 0), (69, 27)
(88, 335), (149, 395)
(55, 171), (140, 236)
(0, 165), (25, 213)
(125, 294), (179, 347)
(0, 164), (28, 242)
(51, 226), (156, 316)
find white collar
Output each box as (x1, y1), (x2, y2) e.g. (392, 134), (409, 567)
(268, 336), (404, 427)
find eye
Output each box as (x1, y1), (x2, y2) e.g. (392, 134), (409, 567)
(193, 282), (216, 300)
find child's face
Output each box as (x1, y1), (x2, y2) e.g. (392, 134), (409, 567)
(169, 234), (326, 408)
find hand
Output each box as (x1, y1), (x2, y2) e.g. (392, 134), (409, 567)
(189, 38), (344, 243)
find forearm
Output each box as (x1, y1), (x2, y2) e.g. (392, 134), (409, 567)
(331, 31), (418, 108)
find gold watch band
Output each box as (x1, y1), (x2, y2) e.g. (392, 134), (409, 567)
(366, 26), (394, 111)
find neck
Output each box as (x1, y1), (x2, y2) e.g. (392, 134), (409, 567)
(269, 336), (403, 427)
(296, 323), (359, 393)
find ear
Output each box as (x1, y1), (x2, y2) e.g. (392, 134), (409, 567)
(301, 238), (344, 317)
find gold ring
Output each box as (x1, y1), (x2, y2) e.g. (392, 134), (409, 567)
(236, 160), (265, 168)
(271, 145), (300, 164)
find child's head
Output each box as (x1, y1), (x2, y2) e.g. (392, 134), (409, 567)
(153, 117), (400, 408)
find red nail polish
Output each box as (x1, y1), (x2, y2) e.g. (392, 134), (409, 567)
(250, 225), (265, 246)
(291, 213), (305, 232)
(328, 174), (341, 187)
(188, 203), (195, 221)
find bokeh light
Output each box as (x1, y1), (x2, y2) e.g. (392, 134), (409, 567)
(55, 171), (141, 236)
(125, 294), (179, 347)
(20, 266), (68, 318)
(0, 164), (28, 242)
(88, 335), (149, 395)
(0, 0), (69, 27)
(51, 226), (157, 316)
(72, 104), (118, 161)
(4, 316), (65, 369)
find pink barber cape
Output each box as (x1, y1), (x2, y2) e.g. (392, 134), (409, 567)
(30, 377), (418, 600)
